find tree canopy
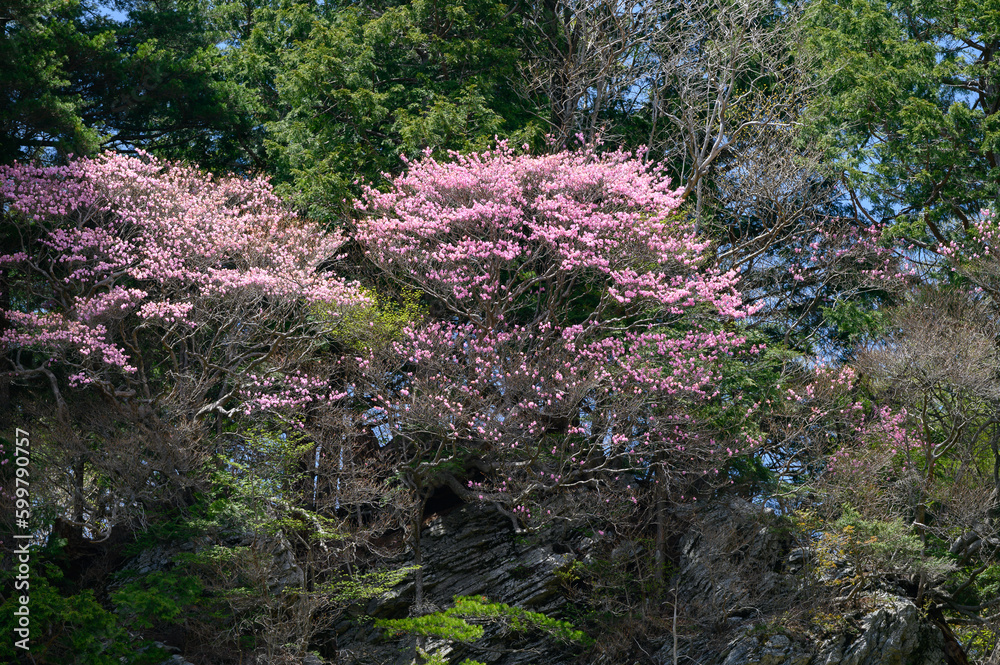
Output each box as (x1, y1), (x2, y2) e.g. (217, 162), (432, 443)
(5, 0), (1000, 663)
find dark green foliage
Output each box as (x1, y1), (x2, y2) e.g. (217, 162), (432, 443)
(819, 299), (890, 348)
(258, 0), (542, 220)
(803, 0), (1000, 229)
(0, 0), (108, 160)
(112, 571), (205, 629)
(2, 0), (546, 215)
(0, 561), (167, 665)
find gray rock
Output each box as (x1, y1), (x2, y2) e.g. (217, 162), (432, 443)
(342, 502), (584, 665)
(715, 596), (945, 665)
(117, 530), (303, 593)
(669, 501), (946, 665)
(159, 656), (196, 665)
(718, 634), (810, 665)
(126, 496), (951, 665)
(676, 499), (789, 623)
(838, 597), (945, 665)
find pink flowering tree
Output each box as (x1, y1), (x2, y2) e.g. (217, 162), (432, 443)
(808, 209), (1000, 524)
(0, 152), (363, 527)
(352, 144), (760, 596)
(847, 292), (1000, 521)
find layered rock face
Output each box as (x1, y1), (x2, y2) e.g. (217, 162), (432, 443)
(664, 500), (946, 665)
(337, 501), (584, 665)
(332, 498), (949, 665)
(104, 494), (950, 664)
(716, 598), (944, 665)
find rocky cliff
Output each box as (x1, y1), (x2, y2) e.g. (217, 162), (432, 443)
(327, 497), (952, 665)
(74, 492), (955, 665)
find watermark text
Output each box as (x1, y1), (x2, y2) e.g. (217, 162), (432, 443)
(11, 428), (30, 651)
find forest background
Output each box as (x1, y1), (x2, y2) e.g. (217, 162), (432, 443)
(4, 0), (1000, 662)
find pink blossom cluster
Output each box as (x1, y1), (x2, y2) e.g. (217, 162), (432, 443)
(935, 208), (1000, 283)
(1, 145), (770, 516)
(827, 406), (915, 474)
(776, 365), (921, 483)
(239, 370), (349, 416)
(1, 152), (355, 304)
(355, 143), (762, 517)
(1, 152), (362, 413)
(364, 320), (602, 449)
(785, 219), (910, 289)
(3, 311), (133, 377)
(357, 143), (754, 323)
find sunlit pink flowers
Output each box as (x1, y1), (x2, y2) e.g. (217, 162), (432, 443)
(1, 151), (362, 409)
